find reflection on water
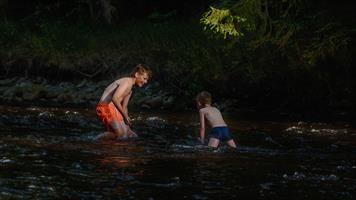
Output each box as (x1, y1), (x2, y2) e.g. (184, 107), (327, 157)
(0, 105), (355, 199)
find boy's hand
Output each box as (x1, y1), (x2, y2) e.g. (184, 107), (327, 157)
(124, 116), (132, 126)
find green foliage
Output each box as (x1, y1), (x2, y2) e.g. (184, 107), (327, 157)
(0, 22), (21, 47)
(200, 0), (270, 39)
(201, 6), (247, 38)
(148, 10), (177, 22)
(200, 0), (354, 69)
(302, 23), (351, 66)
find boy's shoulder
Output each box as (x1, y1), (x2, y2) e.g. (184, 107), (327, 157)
(199, 107), (207, 114)
(199, 106), (218, 113)
(116, 76), (127, 81)
(114, 77), (131, 84)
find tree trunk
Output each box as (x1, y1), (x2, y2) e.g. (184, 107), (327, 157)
(87, 0), (95, 22)
(100, 0), (115, 24)
(0, 0), (8, 21)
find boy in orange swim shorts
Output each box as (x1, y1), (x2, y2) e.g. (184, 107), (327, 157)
(95, 64), (152, 140)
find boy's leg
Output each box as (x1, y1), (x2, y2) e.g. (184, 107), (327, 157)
(116, 119), (137, 138)
(96, 120), (127, 141)
(208, 138), (220, 148)
(111, 120), (129, 139)
(97, 121), (136, 141)
(94, 131), (117, 141)
(226, 139), (237, 148)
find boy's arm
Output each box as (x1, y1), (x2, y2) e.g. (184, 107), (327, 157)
(199, 110), (206, 144)
(112, 82), (130, 124)
(122, 91), (132, 116)
(122, 91), (132, 123)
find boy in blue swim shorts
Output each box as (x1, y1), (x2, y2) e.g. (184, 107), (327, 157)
(196, 91), (237, 148)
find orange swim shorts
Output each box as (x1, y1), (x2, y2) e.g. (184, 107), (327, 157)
(96, 102), (124, 131)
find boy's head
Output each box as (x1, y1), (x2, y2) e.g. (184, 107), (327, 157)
(131, 64), (152, 87)
(196, 91), (212, 108)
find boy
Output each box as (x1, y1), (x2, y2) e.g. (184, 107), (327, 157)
(95, 64), (152, 140)
(196, 91), (237, 148)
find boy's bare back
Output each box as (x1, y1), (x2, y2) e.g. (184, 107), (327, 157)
(99, 77), (133, 103)
(199, 106), (227, 128)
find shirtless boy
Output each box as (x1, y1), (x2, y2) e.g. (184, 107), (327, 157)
(95, 64), (152, 140)
(196, 91), (237, 148)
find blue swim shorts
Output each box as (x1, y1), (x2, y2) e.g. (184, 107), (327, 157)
(210, 126), (232, 142)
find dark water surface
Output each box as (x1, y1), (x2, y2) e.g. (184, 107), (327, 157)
(1, 105), (355, 199)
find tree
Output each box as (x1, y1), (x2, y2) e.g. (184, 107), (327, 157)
(200, 0), (354, 67)
(0, 0), (8, 21)
(99, 0), (116, 24)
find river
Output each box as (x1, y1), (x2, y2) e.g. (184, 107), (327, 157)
(0, 105), (355, 199)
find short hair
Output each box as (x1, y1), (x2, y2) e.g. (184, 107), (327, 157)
(196, 91), (212, 105)
(130, 64), (152, 79)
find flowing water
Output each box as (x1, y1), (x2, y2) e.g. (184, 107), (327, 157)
(0, 105), (355, 199)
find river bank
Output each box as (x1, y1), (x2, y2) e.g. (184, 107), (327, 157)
(0, 76), (354, 125)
